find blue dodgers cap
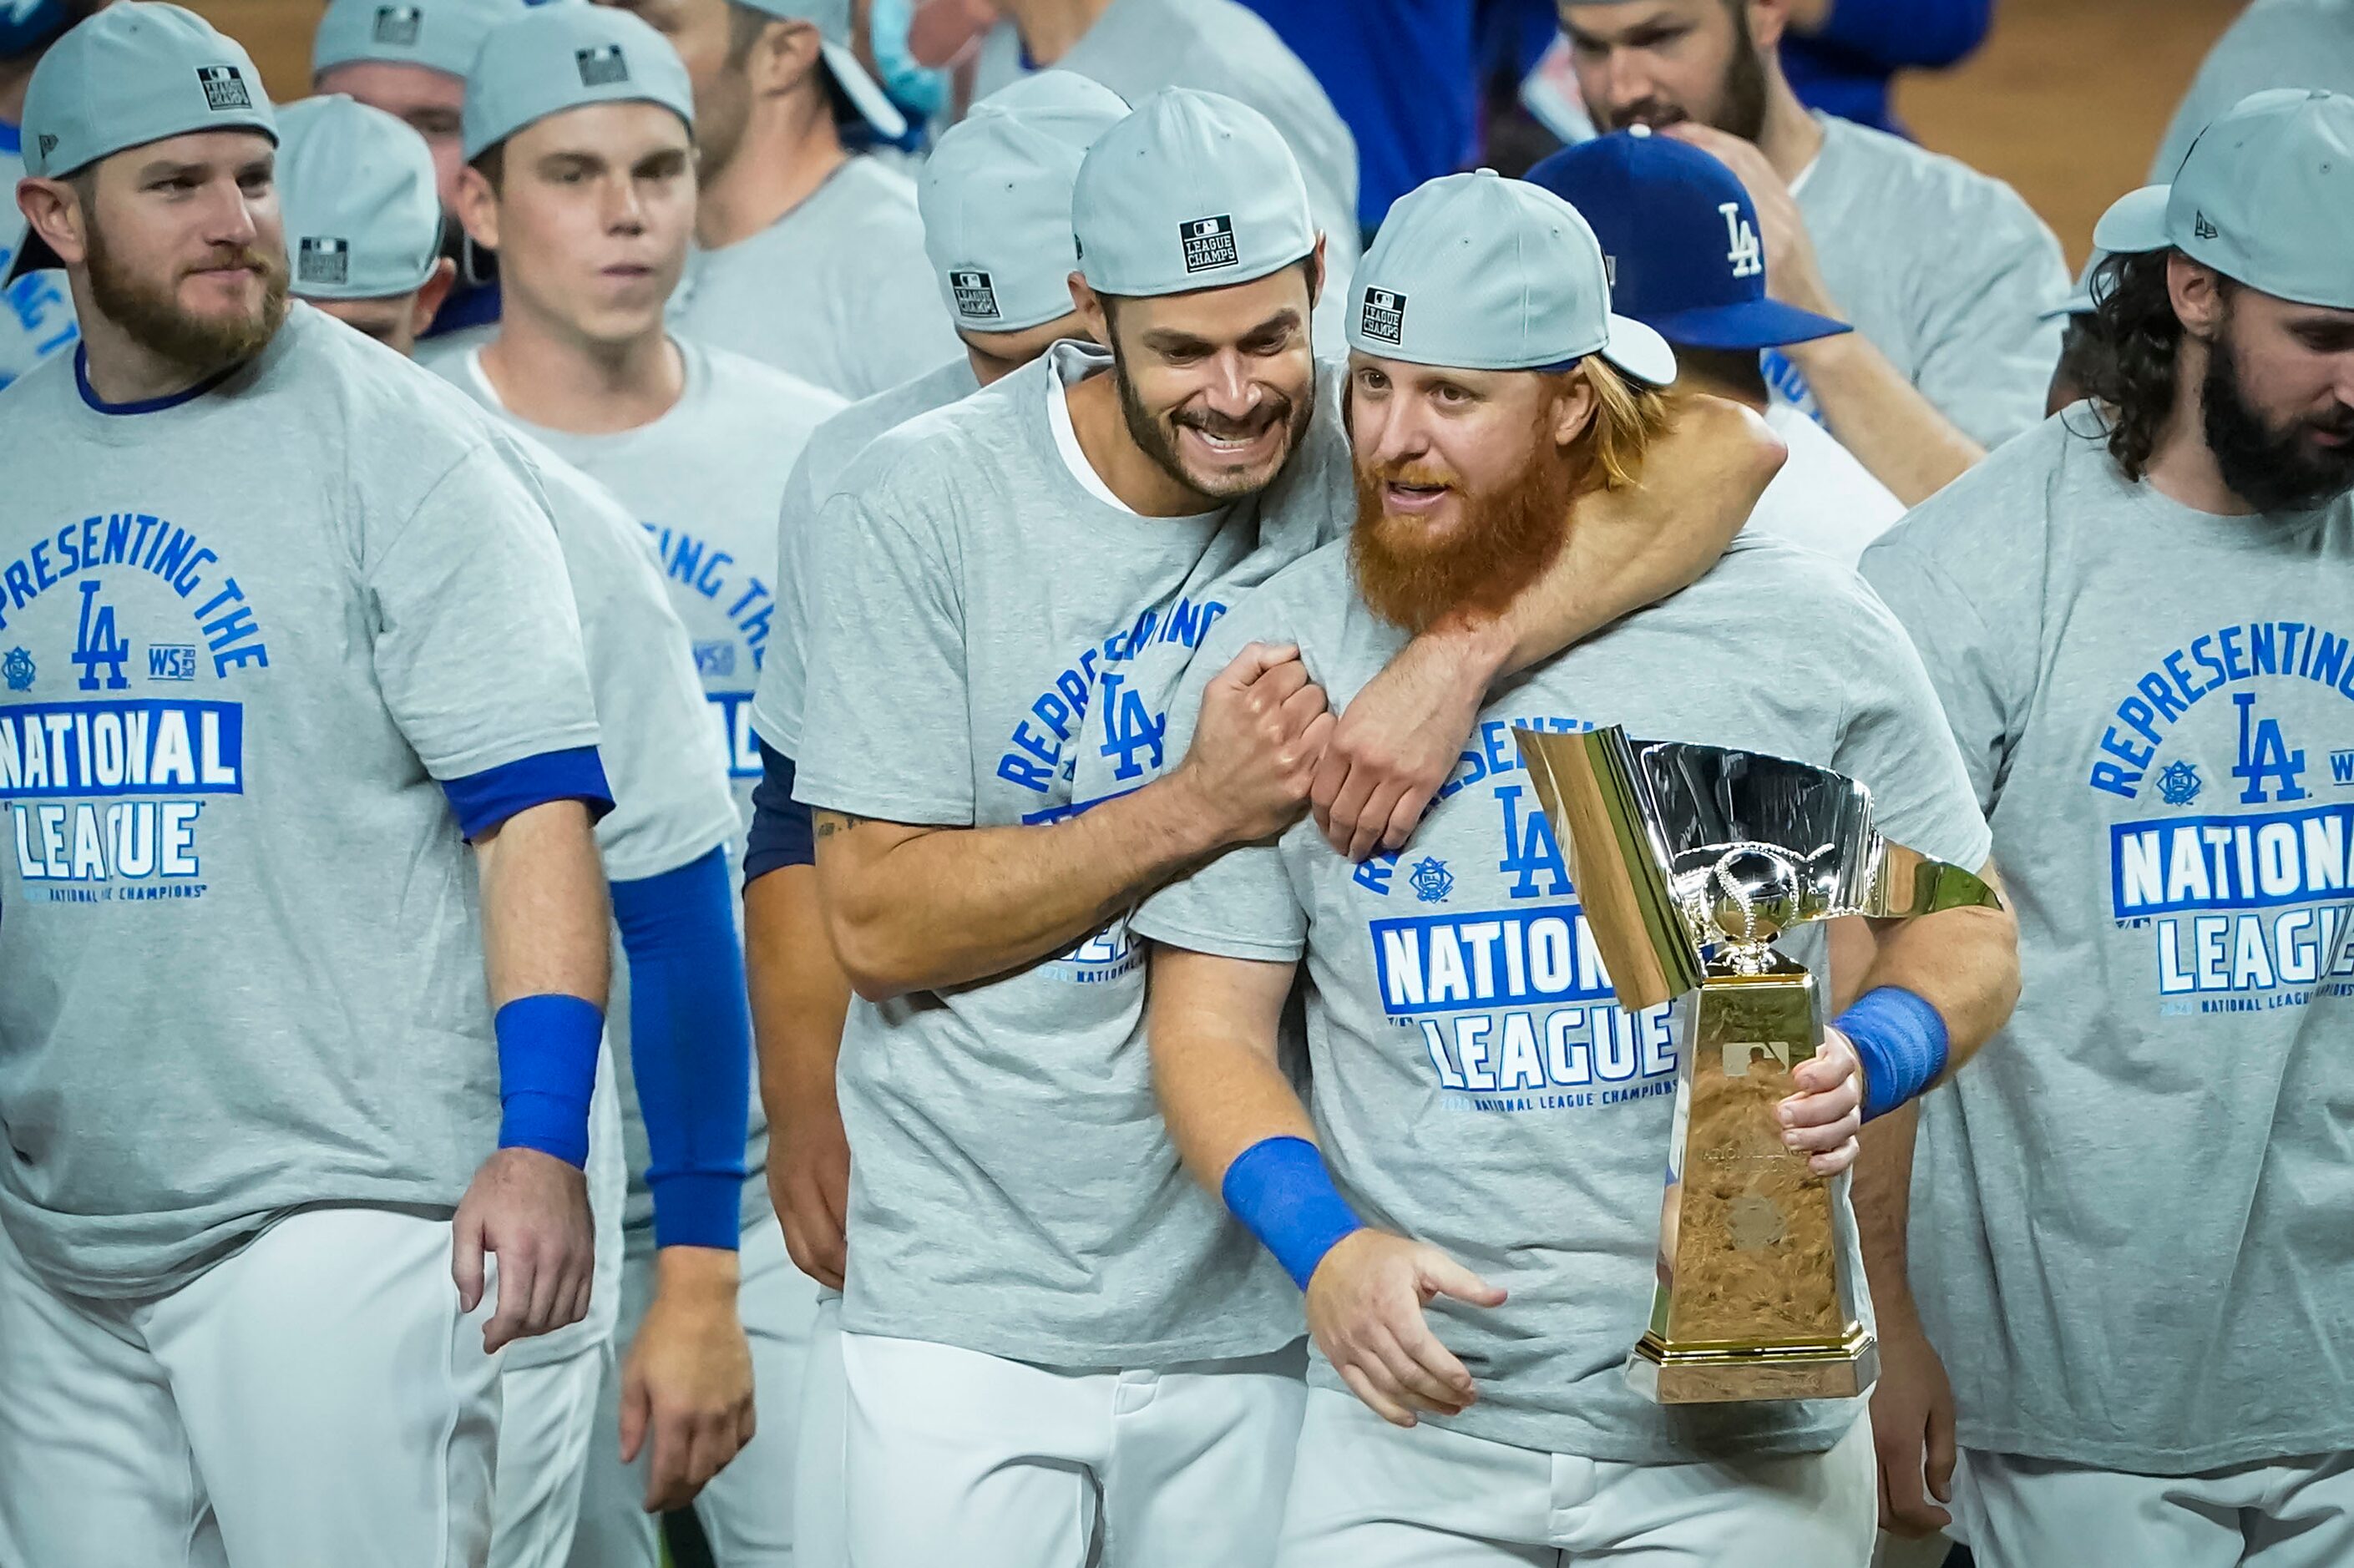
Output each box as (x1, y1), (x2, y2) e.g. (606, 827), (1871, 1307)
(1073, 87), (1316, 299)
(277, 95), (443, 299)
(2095, 88), (2354, 310)
(461, 2), (693, 162)
(920, 73), (1127, 332)
(312, 0), (529, 83)
(1346, 169), (1675, 384)
(19, 3), (275, 178)
(1523, 129), (1848, 352)
(2, 0), (86, 60)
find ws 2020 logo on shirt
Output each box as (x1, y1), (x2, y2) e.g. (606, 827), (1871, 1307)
(0, 512), (271, 904)
(2088, 617), (2354, 1014)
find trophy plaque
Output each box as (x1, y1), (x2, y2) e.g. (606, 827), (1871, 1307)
(1513, 724), (1999, 1404)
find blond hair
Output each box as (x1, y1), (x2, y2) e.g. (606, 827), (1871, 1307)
(1558, 356), (1676, 494)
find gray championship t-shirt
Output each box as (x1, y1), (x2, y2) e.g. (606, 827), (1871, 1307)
(970, 0), (1362, 340)
(668, 156), (959, 401)
(1133, 534), (1992, 1464)
(751, 356), (981, 760)
(442, 335), (842, 1232)
(0, 306), (603, 1297)
(2153, 0), (2354, 180)
(1778, 112), (2068, 452)
(1862, 412), (2354, 1472)
(792, 343), (1315, 1362)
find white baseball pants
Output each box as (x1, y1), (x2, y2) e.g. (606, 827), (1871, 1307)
(1952, 1447), (2354, 1567)
(793, 1289), (849, 1568)
(0, 1205), (501, 1567)
(838, 1330), (1309, 1568)
(567, 1212), (818, 1566)
(1274, 1385), (1876, 1567)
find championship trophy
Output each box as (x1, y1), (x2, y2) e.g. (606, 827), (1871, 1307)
(1512, 725), (2000, 1404)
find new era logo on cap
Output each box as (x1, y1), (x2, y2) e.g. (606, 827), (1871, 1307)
(1179, 214), (1239, 275)
(37, 133), (57, 159)
(373, 6), (423, 46)
(1359, 286), (1405, 345)
(297, 236), (351, 286)
(950, 269), (1001, 321)
(2194, 210), (2220, 241)
(197, 65), (251, 111)
(575, 43), (629, 88)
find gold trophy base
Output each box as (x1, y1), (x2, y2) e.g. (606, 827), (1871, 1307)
(1628, 1326), (1879, 1404)
(1629, 963), (1875, 1405)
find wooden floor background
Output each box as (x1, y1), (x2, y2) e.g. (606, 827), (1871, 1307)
(193, 0), (2239, 266)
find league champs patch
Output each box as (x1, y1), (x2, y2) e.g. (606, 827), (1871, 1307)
(1179, 215), (1239, 275)
(196, 65), (252, 111)
(1359, 287), (1405, 345)
(297, 237), (351, 287)
(575, 43), (630, 88)
(950, 269), (1001, 321)
(372, 5), (423, 46)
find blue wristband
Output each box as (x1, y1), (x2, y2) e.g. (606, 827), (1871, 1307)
(1222, 1136), (1364, 1292)
(1835, 986), (1949, 1122)
(494, 994), (604, 1167)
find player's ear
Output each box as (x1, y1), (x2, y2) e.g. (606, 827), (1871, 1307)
(1070, 272), (1111, 347)
(1551, 364), (1600, 448)
(757, 18), (824, 95)
(412, 256), (458, 337)
(453, 161), (502, 253)
(1742, 0), (1790, 54)
(18, 175), (91, 271)
(2167, 252), (2228, 342)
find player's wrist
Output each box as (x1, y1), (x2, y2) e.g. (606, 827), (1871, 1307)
(1223, 1135), (1364, 1292)
(1142, 764), (1234, 857)
(655, 1244), (743, 1300)
(494, 994), (605, 1167)
(1835, 987), (1949, 1120)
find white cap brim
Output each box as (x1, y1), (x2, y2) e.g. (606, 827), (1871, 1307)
(1601, 312), (1677, 387)
(820, 38), (906, 140)
(2092, 185), (2170, 255)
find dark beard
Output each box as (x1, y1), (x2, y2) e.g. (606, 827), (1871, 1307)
(1108, 333), (1313, 503)
(2202, 337), (2354, 514)
(85, 220), (288, 376)
(1349, 437), (1577, 635)
(1600, 3), (1769, 140)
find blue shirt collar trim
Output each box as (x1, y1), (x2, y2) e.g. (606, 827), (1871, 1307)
(74, 343), (240, 416)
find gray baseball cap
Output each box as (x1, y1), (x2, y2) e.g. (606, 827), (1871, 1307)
(313, 0), (528, 83)
(277, 95), (443, 300)
(1072, 87), (1315, 300)
(731, 0), (905, 141)
(19, 3), (275, 179)
(2093, 88), (2354, 311)
(461, 3), (693, 162)
(920, 73), (1126, 333)
(1346, 169), (1675, 385)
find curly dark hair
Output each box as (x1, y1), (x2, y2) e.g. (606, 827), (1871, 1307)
(2072, 249), (2190, 481)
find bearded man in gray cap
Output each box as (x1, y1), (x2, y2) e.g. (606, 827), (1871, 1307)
(1137, 167), (2018, 1568)
(1860, 89), (2354, 1566)
(0, 7), (616, 1563)
(607, 0), (957, 397)
(789, 84), (1786, 1565)
(276, 91), (767, 1565)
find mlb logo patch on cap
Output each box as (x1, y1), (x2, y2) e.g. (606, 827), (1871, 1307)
(1359, 287), (1405, 345)
(297, 236), (352, 286)
(575, 43), (629, 88)
(373, 6), (423, 46)
(949, 269), (1001, 321)
(197, 65), (252, 111)
(1179, 214), (1238, 275)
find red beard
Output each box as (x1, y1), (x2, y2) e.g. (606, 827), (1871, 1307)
(1349, 441), (1579, 635)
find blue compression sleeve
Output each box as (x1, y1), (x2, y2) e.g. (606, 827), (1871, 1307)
(443, 746), (616, 840)
(1837, 986), (1951, 1122)
(743, 740), (816, 885)
(496, 994), (604, 1167)
(611, 847), (752, 1249)
(1223, 1136), (1364, 1292)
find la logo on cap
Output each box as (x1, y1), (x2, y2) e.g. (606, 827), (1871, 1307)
(1359, 287), (1405, 345)
(297, 237), (351, 286)
(1180, 214), (1238, 275)
(197, 65), (252, 111)
(575, 43), (629, 88)
(950, 269), (1000, 321)
(373, 5), (423, 46)
(1719, 202), (1762, 280)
